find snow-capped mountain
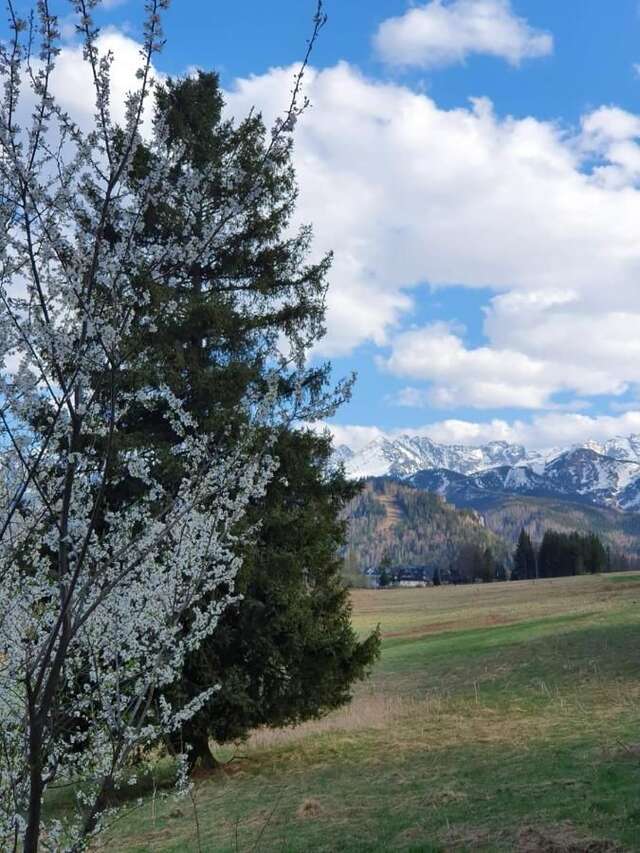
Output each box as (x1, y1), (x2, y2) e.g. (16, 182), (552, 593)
(577, 435), (640, 464)
(341, 435), (544, 479)
(335, 433), (640, 511)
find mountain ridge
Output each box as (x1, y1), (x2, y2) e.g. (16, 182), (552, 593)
(337, 433), (640, 511)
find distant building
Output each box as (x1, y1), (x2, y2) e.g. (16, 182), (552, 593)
(372, 566), (433, 587)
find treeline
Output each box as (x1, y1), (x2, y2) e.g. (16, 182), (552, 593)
(445, 543), (507, 585)
(480, 496), (640, 562)
(512, 528), (613, 580)
(441, 527), (622, 586)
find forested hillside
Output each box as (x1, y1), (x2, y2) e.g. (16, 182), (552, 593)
(479, 495), (640, 559)
(344, 479), (507, 574)
(343, 481), (640, 580)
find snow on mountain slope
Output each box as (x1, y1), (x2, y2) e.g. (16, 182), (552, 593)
(544, 448), (640, 505)
(579, 435), (640, 464)
(335, 433), (640, 511)
(342, 435), (538, 479)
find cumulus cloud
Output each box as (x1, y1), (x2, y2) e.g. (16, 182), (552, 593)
(224, 64), (640, 414)
(381, 317), (632, 409)
(580, 106), (640, 188)
(381, 322), (553, 408)
(11, 26), (162, 134)
(27, 27), (640, 421)
(323, 424), (386, 451)
(373, 0), (553, 68)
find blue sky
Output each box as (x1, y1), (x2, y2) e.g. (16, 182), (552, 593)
(21, 0), (640, 449)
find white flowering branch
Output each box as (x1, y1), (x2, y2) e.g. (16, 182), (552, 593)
(0, 0), (331, 849)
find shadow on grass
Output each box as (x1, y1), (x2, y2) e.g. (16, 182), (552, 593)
(380, 609), (640, 689)
(97, 725), (640, 852)
(57, 612), (640, 851)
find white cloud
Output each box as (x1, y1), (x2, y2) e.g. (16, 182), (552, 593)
(225, 64), (640, 412)
(324, 424), (386, 451)
(373, 0), (553, 68)
(38, 29), (162, 131)
(380, 314), (633, 410)
(381, 322), (554, 408)
(328, 411), (640, 452)
(30, 30), (640, 419)
(580, 106), (640, 188)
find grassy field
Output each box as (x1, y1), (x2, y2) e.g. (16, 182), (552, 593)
(95, 574), (640, 851)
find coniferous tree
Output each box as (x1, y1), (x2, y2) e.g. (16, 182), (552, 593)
(378, 568), (392, 588)
(105, 71), (379, 767)
(378, 553), (393, 588)
(481, 547), (495, 583)
(512, 528), (536, 580)
(537, 529), (606, 579)
(495, 562), (507, 582)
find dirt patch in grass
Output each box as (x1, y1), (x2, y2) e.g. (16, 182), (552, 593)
(383, 613), (515, 640)
(515, 822), (623, 852)
(424, 786), (467, 807)
(441, 822), (623, 852)
(603, 740), (640, 760)
(441, 824), (495, 849)
(296, 797), (323, 819)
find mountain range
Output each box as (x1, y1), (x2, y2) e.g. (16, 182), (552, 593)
(336, 434), (640, 512)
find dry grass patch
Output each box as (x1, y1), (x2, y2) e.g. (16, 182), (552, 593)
(295, 797), (323, 819)
(440, 822), (625, 852)
(240, 691), (409, 753)
(383, 612), (516, 639)
(515, 822), (624, 852)
(350, 574), (640, 639)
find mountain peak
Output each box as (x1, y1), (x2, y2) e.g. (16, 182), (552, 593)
(333, 432), (640, 511)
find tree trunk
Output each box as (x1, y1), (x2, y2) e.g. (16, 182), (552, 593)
(82, 775), (115, 840)
(188, 731), (219, 772)
(23, 722), (44, 853)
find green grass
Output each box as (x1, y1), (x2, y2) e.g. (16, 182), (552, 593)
(89, 573), (640, 851)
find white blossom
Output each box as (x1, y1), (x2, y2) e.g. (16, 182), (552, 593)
(0, 1), (283, 850)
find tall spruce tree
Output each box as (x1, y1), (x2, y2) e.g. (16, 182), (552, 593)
(481, 547), (495, 583)
(512, 528), (536, 580)
(106, 71), (379, 767)
(537, 529), (607, 578)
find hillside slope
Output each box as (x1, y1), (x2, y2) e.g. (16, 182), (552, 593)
(477, 494), (640, 558)
(344, 478), (507, 574)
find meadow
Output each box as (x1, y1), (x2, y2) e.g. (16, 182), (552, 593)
(95, 574), (640, 851)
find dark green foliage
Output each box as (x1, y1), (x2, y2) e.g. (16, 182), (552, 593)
(478, 495), (640, 564)
(378, 553), (393, 588)
(450, 544), (496, 584)
(481, 547), (495, 583)
(175, 429), (380, 749)
(537, 530), (607, 578)
(494, 562), (508, 582)
(512, 528), (536, 581)
(378, 568), (392, 588)
(99, 72), (379, 763)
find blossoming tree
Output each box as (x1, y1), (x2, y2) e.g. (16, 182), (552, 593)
(0, 0), (320, 848)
